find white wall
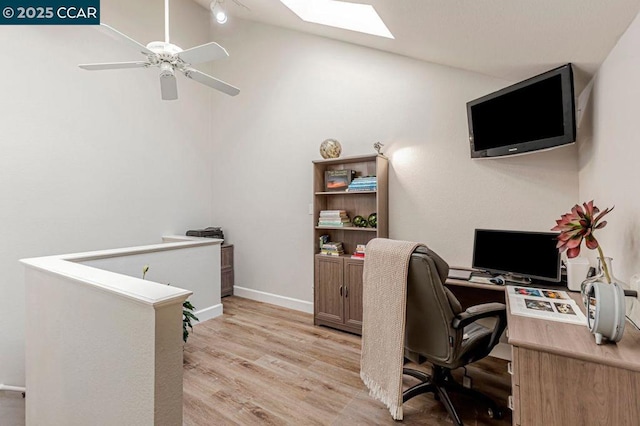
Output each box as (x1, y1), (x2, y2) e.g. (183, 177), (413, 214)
(22, 250), (190, 426)
(80, 238), (222, 321)
(0, 0), (218, 418)
(579, 10), (640, 323)
(208, 19), (579, 303)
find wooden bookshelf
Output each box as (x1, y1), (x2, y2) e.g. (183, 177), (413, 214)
(312, 154), (388, 335)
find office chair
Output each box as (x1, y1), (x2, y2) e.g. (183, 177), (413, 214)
(403, 247), (507, 426)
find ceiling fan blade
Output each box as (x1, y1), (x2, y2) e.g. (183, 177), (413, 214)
(182, 68), (240, 96)
(178, 42), (229, 65)
(160, 73), (178, 101)
(98, 23), (154, 56)
(79, 61), (150, 71)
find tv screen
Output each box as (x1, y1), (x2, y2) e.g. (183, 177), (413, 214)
(472, 229), (561, 282)
(467, 64), (576, 158)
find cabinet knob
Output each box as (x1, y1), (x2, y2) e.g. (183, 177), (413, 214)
(339, 286), (343, 296)
(345, 287), (349, 297)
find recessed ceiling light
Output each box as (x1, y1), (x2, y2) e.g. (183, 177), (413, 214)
(279, 0), (394, 39)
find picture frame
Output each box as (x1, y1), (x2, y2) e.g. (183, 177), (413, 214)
(324, 169), (355, 192)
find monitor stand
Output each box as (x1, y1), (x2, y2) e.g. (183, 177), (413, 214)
(504, 273), (532, 285)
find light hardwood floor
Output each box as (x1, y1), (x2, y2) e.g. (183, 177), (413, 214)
(183, 296), (512, 425)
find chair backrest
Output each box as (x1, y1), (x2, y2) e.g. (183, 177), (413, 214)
(404, 246), (463, 366)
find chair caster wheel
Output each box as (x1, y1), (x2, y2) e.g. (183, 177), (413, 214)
(488, 408), (503, 419)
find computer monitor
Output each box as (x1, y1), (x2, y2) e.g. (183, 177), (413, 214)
(472, 229), (561, 283)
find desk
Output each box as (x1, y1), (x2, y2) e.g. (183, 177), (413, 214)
(445, 278), (505, 310)
(507, 292), (640, 425)
(446, 279), (640, 425)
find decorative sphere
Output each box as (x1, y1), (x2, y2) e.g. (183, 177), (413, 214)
(353, 215), (367, 227)
(367, 213), (377, 228)
(320, 139), (342, 159)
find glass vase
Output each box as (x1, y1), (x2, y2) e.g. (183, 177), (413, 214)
(580, 257), (625, 308)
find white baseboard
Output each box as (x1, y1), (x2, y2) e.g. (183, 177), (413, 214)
(233, 286), (313, 314)
(195, 303), (223, 323)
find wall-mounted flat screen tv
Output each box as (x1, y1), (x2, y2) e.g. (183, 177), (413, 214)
(467, 64), (576, 158)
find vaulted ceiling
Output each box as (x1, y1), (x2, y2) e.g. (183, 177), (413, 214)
(194, 0), (640, 82)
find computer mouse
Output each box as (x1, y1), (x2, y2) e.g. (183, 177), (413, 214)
(490, 276), (505, 285)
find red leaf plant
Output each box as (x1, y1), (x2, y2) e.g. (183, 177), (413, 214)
(551, 200), (614, 283)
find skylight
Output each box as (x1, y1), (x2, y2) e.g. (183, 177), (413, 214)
(279, 0), (394, 39)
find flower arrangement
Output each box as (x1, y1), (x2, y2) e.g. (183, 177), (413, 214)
(552, 200), (614, 283)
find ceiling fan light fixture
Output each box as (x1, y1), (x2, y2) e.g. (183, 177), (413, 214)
(159, 62), (175, 77)
(211, 1), (228, 24)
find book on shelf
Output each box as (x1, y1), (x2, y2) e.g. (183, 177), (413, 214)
(319, 210), (348, 217)
(318, 210), (352, 227)
(351, 243), (366, 259)
(322, 242), (343, 249)
(346, 187), (376, 192)
(320, 241), (344, 256)
(318, 219), (351, 225)
(318, 223), (353, 227)
(347, 176), (377, 190)
(321, 251), (343, 256)
(324, 170), (355, 192)
(346, 181), (377, 192)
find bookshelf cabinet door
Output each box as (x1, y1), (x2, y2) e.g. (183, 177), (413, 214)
(344, 259), (364, 333)
(314, 255), (344, 325)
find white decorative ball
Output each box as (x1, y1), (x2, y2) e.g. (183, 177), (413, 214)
(320, 139), (342, 159)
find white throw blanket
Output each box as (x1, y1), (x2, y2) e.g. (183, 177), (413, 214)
(360, 238), (422, 420)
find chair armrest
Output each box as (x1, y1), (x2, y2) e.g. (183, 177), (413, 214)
(452, 302), (506, 329)
(452, 302), (508, 351)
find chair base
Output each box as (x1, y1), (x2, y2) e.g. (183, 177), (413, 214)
(403, 366), (503, 426)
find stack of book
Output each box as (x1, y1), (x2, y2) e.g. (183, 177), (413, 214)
(321, 242), (344, 256)
(318, 210), (351, 227)
(347, 176), (377, 192)
(351, 244), (366, 259)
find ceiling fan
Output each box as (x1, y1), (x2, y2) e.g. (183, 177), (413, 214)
(79, 0), (239, 100)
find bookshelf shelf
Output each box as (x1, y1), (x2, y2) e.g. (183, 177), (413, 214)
(312, 154), (388, 336)
(315, 226), (378, 232)
(316, 253), (365, 261)
(314, 191), (377, 195)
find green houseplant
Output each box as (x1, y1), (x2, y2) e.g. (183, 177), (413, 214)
(142, 265), (199, 343)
